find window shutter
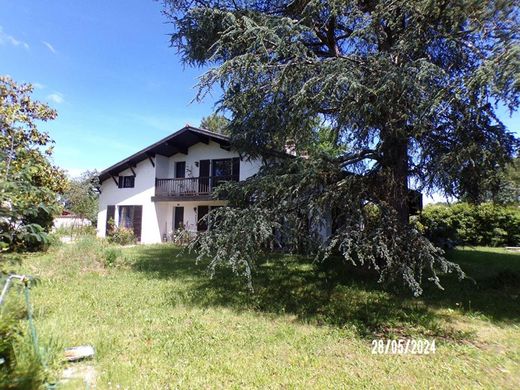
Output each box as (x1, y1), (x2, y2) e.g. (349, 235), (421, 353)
(132, 206), (143, 242)
(232, 157), (240, 180)
(106, 205), (115, 235)
(117, 177), (123, 188)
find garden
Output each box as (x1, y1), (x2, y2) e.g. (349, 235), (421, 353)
(1, 236), (519, 388)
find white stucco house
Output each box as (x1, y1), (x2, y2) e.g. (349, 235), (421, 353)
(96, 126), (263, 243)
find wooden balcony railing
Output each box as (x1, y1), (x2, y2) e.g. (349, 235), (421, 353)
(155, 176), (238, 198)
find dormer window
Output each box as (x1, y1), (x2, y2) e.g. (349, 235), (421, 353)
(118, 175), (135, 188)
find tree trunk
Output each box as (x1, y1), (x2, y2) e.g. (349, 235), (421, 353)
(379, 131), (410, 225)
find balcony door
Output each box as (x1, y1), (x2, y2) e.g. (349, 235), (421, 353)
(199, 160), (210, 193)
(175, 161), (186, 178)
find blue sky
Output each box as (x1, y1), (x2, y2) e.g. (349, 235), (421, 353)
(1, 0), (216, 176)
(1, 0), (518, 179)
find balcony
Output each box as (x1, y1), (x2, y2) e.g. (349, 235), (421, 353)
(152, 176), (238, 201)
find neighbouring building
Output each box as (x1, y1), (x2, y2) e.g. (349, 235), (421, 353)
(54, 210), (92, 230)
(96, 126), (263, 243)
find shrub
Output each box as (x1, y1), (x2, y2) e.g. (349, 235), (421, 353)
(102, 247), (122, 267)
(107, 227), (136, 246)
(52, 235), (130, 273)
(420, 203), (520, 247)
(0, 305), (45, 389)
(169, 226), (194, 246)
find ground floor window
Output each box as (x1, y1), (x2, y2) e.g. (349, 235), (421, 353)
(196, 205), (223, 232)
(113, 205), (143, 241)
(197, 206), (209, 232)
(118, 206), (135, 229)
(173, 206), (184, 230)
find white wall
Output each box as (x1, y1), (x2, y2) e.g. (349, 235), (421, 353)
(166, 141), (262, 180)
(157, 200), (228, 237)
(97, 140), (263, 244)
(54, 217), (92, 229)
(97, 159), (161, 243)
(155, 154), (170, 178)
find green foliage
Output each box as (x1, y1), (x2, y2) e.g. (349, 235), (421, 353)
(420, 203), (520, 247)
(164, 0), (519, 191)
(0, 76), (66, 253)
(108, 226), (136, 246)
(489, 158), (520, 205)
(164, 0), (519, 294)
(0, 170), (58, 252)
(62, 170), (99, 224)
(170, 225), (194, 246)
(52, 224), (96, 238)
(199, 113), (230, 134)
(0, 306), (45, 389)
(190, 157), (463, 296)
(103, 247), (123, 267)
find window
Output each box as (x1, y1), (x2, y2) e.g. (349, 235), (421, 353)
(173, 207), (184, 230)
(116, 205), (143, 241)
(197, 205), (209, 232)
(211, 158), (240, 187)
(175, 161), (186, 178)
(118, 175), (135, 188)
(118, 206), (135, 228)
(211, 159), (233, 177)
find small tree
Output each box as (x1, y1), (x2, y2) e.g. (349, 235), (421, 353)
(200, 113), (230, 134)
(0, 76), (66, 252)
(63, 170), (99, 224)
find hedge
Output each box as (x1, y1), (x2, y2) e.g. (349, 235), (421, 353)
(417, 203), (520, 247)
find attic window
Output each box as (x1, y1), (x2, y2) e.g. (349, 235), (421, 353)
(118, 175), (135, 188)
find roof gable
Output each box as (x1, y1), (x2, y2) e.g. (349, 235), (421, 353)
(98, 126), (230, 182)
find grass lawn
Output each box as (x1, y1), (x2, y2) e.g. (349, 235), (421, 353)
(2, 239), (519, 389)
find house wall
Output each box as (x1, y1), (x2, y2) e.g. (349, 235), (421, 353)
(97, 140), (263, 244)
(155, 154), (170, 178)
(157, 200), (228, 239)
(164, 141), (262, 180)
(97, 158), (161, 243)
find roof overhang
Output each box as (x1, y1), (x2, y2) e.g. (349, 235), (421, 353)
(98, 126), (231, 183)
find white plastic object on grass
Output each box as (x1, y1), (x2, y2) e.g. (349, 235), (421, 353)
(64, 345), (95, 362)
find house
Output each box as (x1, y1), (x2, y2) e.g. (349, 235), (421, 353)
(96, 126), (263, 243)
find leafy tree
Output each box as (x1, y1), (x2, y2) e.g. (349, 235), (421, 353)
(200, 113), (230, 134)
(164, 0), (519, 294)
(489, 158), (520, 205)
(0, 76), (66, 252)
(63, 170), (100, 224)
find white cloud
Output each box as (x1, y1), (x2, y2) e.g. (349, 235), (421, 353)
(42, 41), (56, 54)
(33, 82), (45, 90)
(47, 92), (64, 104)
(0, 26), (29, 49)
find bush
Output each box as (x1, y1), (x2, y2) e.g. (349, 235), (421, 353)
(102, 247), (123, 267)
(420, 203), (520, 247)
(107, 227), (136, 246)
(0, 305), (46, 389)
(169, 226), (194, 246)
